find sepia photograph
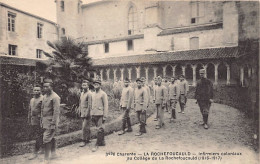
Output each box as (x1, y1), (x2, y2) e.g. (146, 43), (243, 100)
(0, 0), (259, 163)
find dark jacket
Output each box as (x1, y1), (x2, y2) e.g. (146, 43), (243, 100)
(195, 78), (213, 100)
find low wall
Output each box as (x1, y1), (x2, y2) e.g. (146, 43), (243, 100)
(1, 107), (154, 157)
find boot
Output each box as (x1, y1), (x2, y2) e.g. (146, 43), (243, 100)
(96, 127), (105, 146)
(172, 109), (176, 119)
(44, 143), (51, 162)
(204, 114), (209, 129)
(50, 139), (58, 159)
(118, 119), (126, 135)
(28, 153), (37, 160)
(126, 117), (132, 132)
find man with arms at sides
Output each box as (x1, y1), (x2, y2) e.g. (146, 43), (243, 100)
(178, 75), (189, 114)
(28, 84), (44, 160)
(79, 79), (92, 147)
(154, 76), (167, 129)
(118, 77), (134, 135)
(134, 78), (148, 136)
(41, 79), (60, 163)
(91, 78), (108, 151)
(195, 69), (214, 129)
(168, 77), (180, 123)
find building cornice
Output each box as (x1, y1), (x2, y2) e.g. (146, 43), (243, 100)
(0, 2), (57, 25)
(85, 34), (144, 45)
(158, 22), (223, 36)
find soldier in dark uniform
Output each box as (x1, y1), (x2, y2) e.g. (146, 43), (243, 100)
(195, 69), (214, 129)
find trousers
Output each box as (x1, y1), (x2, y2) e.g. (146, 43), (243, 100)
(82, 116), (91, 141)
(136, 110), (146, 133)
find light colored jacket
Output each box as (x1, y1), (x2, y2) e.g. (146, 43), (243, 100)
(179, 80), (189, 95)
(134, 87), (148, 111)
(143, 85), (150, 104)
(41, 91), (60, 129)
(79, 90), (92, 118)
(91, 89), (108, 120)
(154, 85), (167, 105)
(28, 95), (43, 126)
(169, 83), (180, 100)
(120, 86), (134, 109)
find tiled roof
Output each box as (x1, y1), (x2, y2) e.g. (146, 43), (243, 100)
(158, 22), (223, 36)
(92, 47), (239, 66)
(85, 34), (144, 45)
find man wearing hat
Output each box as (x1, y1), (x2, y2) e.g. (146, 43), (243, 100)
(118, 78), (134, 135)
(91, 78), (108, 150)
(41, 79), (60, 163)
(168, 77), (180, 123)
(134, 78), (148, 136)
(79, 79), (93, 147)
(153, 76), (167, 129)
(178, 75), (189, 114)
(153, 77), (159, 121)
(195, 69), (213, 129)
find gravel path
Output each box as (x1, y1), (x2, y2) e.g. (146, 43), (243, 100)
(1, 99), (258, 164)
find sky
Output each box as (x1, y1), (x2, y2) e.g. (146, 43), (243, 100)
(0, 0), (100, 22)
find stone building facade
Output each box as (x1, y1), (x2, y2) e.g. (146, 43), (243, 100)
(55, 0), (258, 86)
(0, 2), (58, 63)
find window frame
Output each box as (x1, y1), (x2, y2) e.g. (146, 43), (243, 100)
(36, 49), (43, 58)
(61, 1), (65, 12)
(190, 1), (205, 24)
(127, 40), (134, 51)
(37, 22), (43, 39)
(104, 43), (109, 53)
(128, 5), (138, 35)
(8, 44), (17, 56)
(8, 12), (16, 32)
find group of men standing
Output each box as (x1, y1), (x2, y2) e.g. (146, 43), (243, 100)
(27, 68), (213, 163)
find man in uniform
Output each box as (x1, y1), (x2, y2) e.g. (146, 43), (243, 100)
(168, 77), (180, 123)
(79, 79), (92, 147)
(178, 75), (189, 114)
(28, 84), (43, 160)
(134, 78), (148, 136)
(118, 78), (134, 135)
(195, 69), (213, 129)
(91, 78), (108, 151)
(153, 76), (167, 129)
(41, 79), (60, 163)
(141, 77), (150, 110)
(153, 77), (158, 121)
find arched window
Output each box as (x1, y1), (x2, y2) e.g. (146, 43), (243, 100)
(128, 5), (137, 35)
(190, 37), (199, 50)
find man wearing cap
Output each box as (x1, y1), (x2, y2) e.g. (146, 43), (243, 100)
(118, 78), (134, 135)
(41, 79), (60, 163)
(168, 77), (180, 123)
(178, 75), (189, 114)
(154, 76), (167, 129)
(79, 79), (92, 147)
(134, 78), (148, 136)
(91, 78), (108, 150)
(153, 77), (158, 121)
(195, 69), (213, 129)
